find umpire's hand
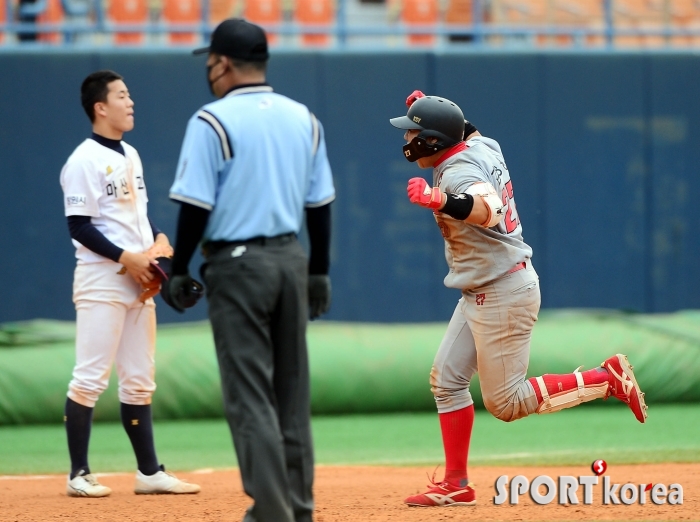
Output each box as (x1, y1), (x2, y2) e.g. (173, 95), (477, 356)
(162, 273), (204, 313)
(308, 275), (331, 320)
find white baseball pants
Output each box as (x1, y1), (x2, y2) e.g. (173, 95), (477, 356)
(68, 262), (157, 408)
(431, 262), (541, 421)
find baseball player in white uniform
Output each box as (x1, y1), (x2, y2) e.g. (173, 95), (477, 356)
(59, 70), (199, 497)
(390, 91), (648, 508)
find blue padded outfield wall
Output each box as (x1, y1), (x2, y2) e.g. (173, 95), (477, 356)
(1, 51), (699, 323)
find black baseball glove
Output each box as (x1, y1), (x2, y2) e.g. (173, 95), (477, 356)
(155, 257), (204, 313)
(308, 274), (331, 320)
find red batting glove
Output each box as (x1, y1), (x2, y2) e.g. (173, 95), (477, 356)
(406, 90), (426, 108)
(407, 177), (445, 210)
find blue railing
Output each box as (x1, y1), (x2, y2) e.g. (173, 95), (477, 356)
(2, 0), (700, 48)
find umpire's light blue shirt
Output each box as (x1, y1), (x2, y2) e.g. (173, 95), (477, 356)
(169, 85), (335, 242)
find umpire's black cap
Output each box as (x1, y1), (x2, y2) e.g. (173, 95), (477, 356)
(193, 18), (269, 62)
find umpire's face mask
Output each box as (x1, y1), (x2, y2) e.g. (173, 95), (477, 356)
(206, 57), (226, 96)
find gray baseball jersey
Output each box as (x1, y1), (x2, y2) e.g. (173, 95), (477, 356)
(432, 136), (532, 291)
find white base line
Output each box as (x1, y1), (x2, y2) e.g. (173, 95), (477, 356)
(0, 472), (130, 481)
(0, 475), (58, 481)
(0, 468), (234, 481)
(3, 449), (696, 480)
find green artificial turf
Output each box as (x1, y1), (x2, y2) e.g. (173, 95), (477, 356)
(0, 403), (698, 475)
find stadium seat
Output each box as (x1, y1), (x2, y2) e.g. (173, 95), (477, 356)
(37, 0), (65, 43)
(210, 0), (239, 24)
(613, 0), (665, 47)
(547, 0), (604, 46)
(400, 0), (438, 45)
(162, 0), (201, 44)
(294, 0), (333, 46)
(491, 0), (544, 25)
(444, 0), (473, 42)
(490, 0), (547, 46)
(445, 0), (472, 24)
(109, 0), (149, 45)
(245, 0), (282, 44)
(0, 0), (5, 44)
(666, 0), (700, 46)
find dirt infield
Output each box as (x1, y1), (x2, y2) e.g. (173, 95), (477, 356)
(0, 463), (696, 521)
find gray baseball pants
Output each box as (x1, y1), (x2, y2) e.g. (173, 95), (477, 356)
(431, 262), (541, 421)
(203, 236), (314, 522)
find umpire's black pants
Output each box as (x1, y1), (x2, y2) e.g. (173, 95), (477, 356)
(203, 235), (313, 522)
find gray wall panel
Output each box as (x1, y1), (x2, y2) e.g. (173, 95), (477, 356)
(542, 54), (648, 310)
(319, 52), (444, 321)
(434, 53), (545, 300)
(0, 51), (697, 323)
(0, 54), (99, 321)
(648, 54), (700, 312)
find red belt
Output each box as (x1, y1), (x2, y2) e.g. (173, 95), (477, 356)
(508, 262), (526, 274)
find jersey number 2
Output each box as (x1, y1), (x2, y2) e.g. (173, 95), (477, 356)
(501, 180), (520, 233)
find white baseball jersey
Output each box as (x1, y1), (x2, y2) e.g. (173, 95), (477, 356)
(60, 139), (154, 264)
(432, 136), (533, 291)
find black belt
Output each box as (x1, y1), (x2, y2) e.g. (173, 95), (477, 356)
(202, 233), (296, 257)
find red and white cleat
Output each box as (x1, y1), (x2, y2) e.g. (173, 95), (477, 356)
(601, 354), (648, 423)
(404, 478), (476, 507)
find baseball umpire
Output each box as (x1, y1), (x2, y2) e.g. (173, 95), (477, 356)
(164, 19), (335, 522)
(60, 70), (200, 497)
(391, 91), (648, 507)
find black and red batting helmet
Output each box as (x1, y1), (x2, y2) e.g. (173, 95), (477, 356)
(390, 96), (465, 162)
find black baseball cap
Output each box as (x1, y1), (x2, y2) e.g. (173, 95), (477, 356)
(193, 18), (269, 62)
